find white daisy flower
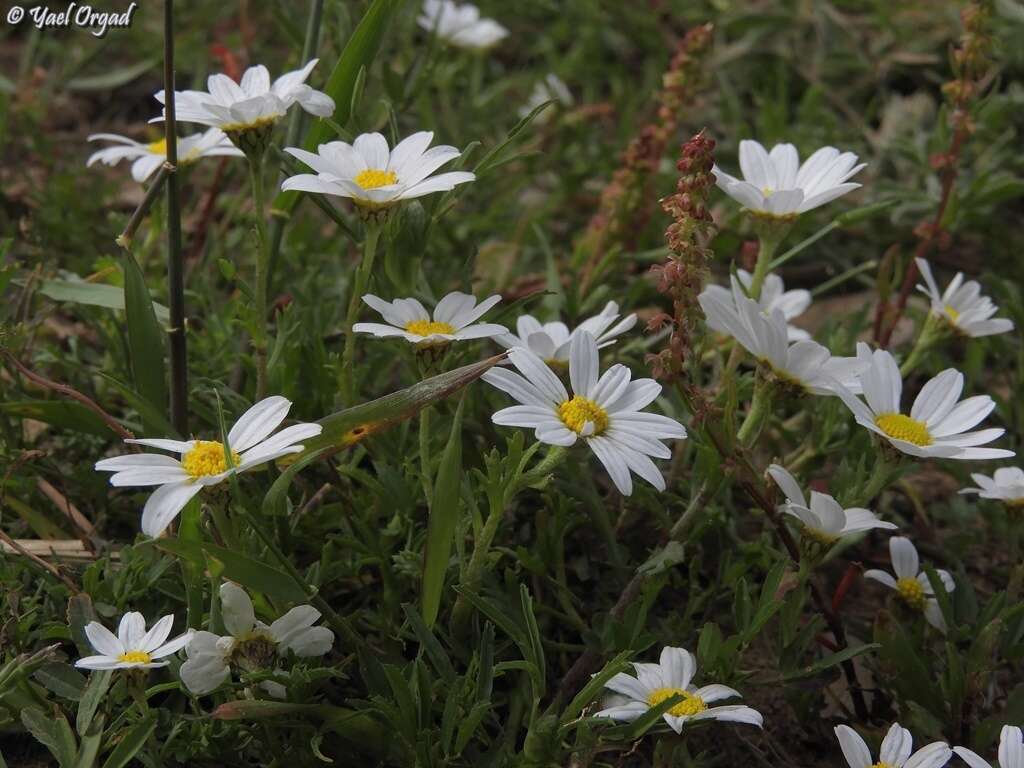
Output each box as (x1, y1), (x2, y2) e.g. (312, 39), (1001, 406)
(482, 331), (687, 496)
(767, 464), (897, 544)
(955, 724), (1024, 768)
(179, 582), (333, 696)
(961, 467), (1024, 506)
(702, 269), (811, 341)
(833, 347), (1014, 460)
(281, 131), (475, 210)
(916, 258), (1014, 338)
(354, 291), (506, 346)
(519, 73), (573, 119)
(87, 128), (243, 182)
(75, 611), (192, 671)
(712, 140), (865, 218)
(418, 0), (508, 49)
(698, 278), (865, 395)
(154, 60), (334, 133)
(495, 301), (637, 364)
(594, 646), (763, 734)
(94, 396), (323, 538)
(835, 722), (952, 768)
(864, 536), (955, 632)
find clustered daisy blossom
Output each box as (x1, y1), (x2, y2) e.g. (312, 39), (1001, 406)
(282, 131), (475, 210)
(961, 467), (1024, 506)
(702, 269), (811, 341)
(955, 724), (1023, 768)
(155, 60), (334, 134)
(767, 464), (896, 545)
(865, 536), (955, 632)
(483, 331), (686, 496)
(595, 646), (763, 734)
(180, 583), (333, 696)
(87, 128), (243, 182)
(418, 0), (508, 49)
(916, 257), (1014, 338)
(834, 722), (952, 768)
(94, 396), (322, 538)
(354, 291), (505, 346)
(496, 301), (637, 364)
(698, 278), (865, 395)
(835, 348), (1014, 460)
(712, 140), (865, 218)
(76, 612), (192, 671)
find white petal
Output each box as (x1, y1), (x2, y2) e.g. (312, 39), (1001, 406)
(85, 621), (123, 657)
(220, 582), (257, 637)
(228, 396), (292, 452)
(141, 482), (203, 538)
(835, 725), (874, 768)
(890, 537), (919, 579)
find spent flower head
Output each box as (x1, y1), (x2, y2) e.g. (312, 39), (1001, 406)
(179, 582), (333, 696)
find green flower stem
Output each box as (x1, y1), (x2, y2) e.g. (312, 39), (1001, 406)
(854, 453), (898, 507)
(248, 153), (271, 399)
(238, 506), (361, 649)
(767, 220), (839, 271)
(747, 231), (783, 300)
(900, 313), (943, 377)
(737, 375), (775, 447)
(451, 446), (568, 635)
(207, 498), (239, 551)
(340, 222), (382, 403)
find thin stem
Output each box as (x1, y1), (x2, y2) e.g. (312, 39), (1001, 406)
(248, 154), (271, 399)
(163, 0), (187, 435)
(116, 167), (169, 249)
(340, 223), (381, 403)
(266, 0), (326, 291)
(767, 220), (839, 272)
(419, 405), (434, 502)
(748, 233), (780, 300)
(899, 314), (942, 377)
(737, 376), (774, 447)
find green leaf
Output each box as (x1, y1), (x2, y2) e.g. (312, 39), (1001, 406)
(0, 401), (113, 438)
(783, 643), (880, 681)
(151, 539), (307, 603)
(33, 663), (86, 701)
(272, 0), (402, 215)
(121, 251), (167, 430)
(4, 495), (71, 539)
(100, 714), (156, 768)
(67, 594), (98, 658)
(74, 714), (104, 768)
(66, 59), (157, 91)
(284, 354), (504, 463)
(561, 651), (631, 725)
(262, 448), (330, 518)
(421, 397), (464, 627)
(31, 279), (170, 323)
(402, 604), (456, 682)
(21, 708), (77, 768)
(76, 671), (111, 737)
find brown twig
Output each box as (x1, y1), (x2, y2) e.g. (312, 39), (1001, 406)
(0, 529), (80, 593)
(36, 478), (95, 542)
(3, 351), (135, 442)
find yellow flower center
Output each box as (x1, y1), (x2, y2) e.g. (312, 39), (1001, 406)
(117, 650), (153, 664)
(405, 320), (455, 337)
(148, 138), (168, 155)
(875, 413), (932, 446)
(871, 763), (896, 768)
(647, 688), (707, 717)
(558, 396), (609, 436)
(896, 577), (926, 610)
(181, 440), (240, 479)
(944, 305), (960, 323)
(762, 187), (774, 197)
(355, 168), (398, 190)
